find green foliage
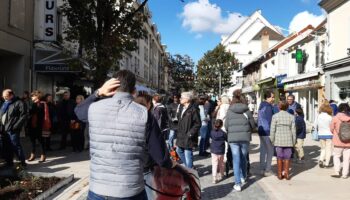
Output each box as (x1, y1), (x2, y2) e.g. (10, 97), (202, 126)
(168, 54), (196, 92)
(196, 44), (238, 94)
(61, 0), (148, 88)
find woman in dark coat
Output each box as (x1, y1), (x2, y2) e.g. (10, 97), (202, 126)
(176, 92), (201, 169)
(28, 91), (47, 162)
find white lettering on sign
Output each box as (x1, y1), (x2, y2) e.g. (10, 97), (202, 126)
(44, 0), (56, 41)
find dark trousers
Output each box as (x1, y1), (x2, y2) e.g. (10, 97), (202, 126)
(87, 190), (147, 200)
(29, 127), (46, 156)
(60, 122), (71, 149)
(1, 131), (26, 165)
(71, 128), (84, 152)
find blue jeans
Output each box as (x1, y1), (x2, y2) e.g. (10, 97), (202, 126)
(167, 130), (176, 149)
(230, 142), (249, 186)
(3, 131), (26, 165)
(199, 124), (208, 154)
(87, 190), (147, 200)
(176, 147), (193, 168)
(259, 136), (274, 172)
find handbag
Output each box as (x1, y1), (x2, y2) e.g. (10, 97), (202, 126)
(312, 129), (319, 141)
(70, 121), (81, 130)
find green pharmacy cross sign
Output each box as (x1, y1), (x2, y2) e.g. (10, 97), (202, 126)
(295, 49), (303, 63)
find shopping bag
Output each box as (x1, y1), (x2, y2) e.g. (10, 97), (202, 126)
(312, 129), (319, 141)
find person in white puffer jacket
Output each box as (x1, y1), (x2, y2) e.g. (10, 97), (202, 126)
(314, 101), (334, 168)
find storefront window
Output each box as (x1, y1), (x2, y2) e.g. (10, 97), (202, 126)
(9, 0), (25, 30)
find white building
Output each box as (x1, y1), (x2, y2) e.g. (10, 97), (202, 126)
(280, 23), (326, 122)
(221, 10), (284, 95)
(242, 22), (327, 122)
(320, 0), (350, 103)
(119, 5), (167, 94)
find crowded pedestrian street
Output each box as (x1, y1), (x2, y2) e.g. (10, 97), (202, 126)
(2, 0), (350, 200)
(3, 132), (348, 200)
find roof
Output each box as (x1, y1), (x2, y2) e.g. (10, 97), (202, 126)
(251, 26), (285, 41)
(221, 10), (283, 45)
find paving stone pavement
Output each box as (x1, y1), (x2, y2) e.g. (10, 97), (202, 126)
(193, 151), (269, 200)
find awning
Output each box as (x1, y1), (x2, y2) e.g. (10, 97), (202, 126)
(242, 86), (254, 94)
(256, 77), (274, 85)
(136, 84), (156, 94)
(284, 79), (321, 91)
(282, 69), (321, 84)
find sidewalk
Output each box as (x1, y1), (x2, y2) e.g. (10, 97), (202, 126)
(14, 135), (91, 200)
(13, 133), (350, 200)
(196, 134), (349, 200)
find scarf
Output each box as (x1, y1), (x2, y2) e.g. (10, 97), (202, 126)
(1, 100), (13, 113)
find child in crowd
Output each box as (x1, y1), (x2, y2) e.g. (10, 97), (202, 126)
(210, 119), (227, 184)
(295, 108), (306, 163)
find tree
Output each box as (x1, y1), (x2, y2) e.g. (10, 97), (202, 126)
(196, 44), (238, 94)
(168, 54), (196, 93)
(62, 0), (149, 88)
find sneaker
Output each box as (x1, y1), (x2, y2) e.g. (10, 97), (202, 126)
(319, 161), (324, 168)
(264, 171), (273, 177)
(241, 178), (246, 185)
(331, 172), (341, 178)
(233, 184), (241, 192)
(341, 176), (348, 179)
(212, 178), (217, 184)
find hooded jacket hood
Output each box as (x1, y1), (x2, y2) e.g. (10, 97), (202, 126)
(336, 112), (350, 121)
(229, 103), (249, 114)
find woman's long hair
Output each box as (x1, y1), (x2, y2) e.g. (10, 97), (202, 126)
(231, 89), (246, 105)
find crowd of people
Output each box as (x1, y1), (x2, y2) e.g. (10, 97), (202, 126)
(0, 89), (88, 167)
(1, 69), (350, 199)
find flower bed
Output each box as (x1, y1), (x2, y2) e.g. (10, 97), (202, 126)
(0, 165), (74, 200)
(0, 175), (62, 199)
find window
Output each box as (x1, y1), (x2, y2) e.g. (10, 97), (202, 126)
(9, 0), (26, 30)
(144, 64), (148, 80)
(144, 47), (149, 63)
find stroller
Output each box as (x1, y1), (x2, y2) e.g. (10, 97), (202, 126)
(225, 144), (250, 177)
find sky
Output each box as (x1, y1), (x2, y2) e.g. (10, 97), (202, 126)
(147, 0), (325, 64)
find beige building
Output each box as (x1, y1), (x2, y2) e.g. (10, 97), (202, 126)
(119, 4), (168, 93)
(0, 0), (34, 95)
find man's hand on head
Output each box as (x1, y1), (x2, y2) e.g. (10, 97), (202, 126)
(97, 78), (120, 97)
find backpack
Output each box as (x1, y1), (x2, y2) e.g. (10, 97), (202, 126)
(339, 121), (350, 143)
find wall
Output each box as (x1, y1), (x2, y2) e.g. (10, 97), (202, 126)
(327, 1), (350, 62)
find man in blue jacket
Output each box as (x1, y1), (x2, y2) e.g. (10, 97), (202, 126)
(258, 90), (275, 176)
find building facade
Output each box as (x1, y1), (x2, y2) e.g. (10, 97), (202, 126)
(0, 0), (34, 95)
(119, 5), (167, 94)
(320, 0), (350, 103)
(221, 10), (284, 96)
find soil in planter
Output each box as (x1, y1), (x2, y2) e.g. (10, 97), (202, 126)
(0, 175), (62, 200)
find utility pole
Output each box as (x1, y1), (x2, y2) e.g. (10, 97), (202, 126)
(219, 70), (222, 96)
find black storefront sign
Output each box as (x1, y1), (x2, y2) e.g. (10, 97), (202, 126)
(34, 64), (80, 72)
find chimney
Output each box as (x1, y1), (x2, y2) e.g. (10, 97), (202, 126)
(261, 30), (269, 52)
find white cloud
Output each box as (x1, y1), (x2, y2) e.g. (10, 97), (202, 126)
(288, 11), (325, 33)
(195, 34), (203, 39)
(180, 0), (247, 36)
